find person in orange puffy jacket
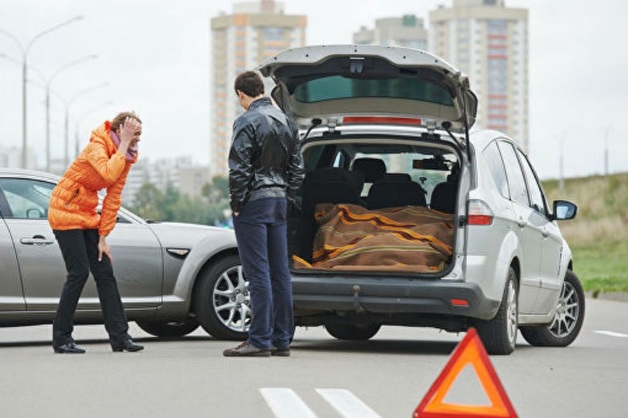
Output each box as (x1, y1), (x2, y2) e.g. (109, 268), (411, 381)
(48, 111), (145, 354)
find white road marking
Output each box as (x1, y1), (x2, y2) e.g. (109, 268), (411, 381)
(594, 330), (628, 338)
(260, 388), (317, 418)
(261, 388), (381, 418)
(316, 388), (381, 418)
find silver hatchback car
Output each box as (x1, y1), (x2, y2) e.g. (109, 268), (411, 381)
(257, 44), (584, 354)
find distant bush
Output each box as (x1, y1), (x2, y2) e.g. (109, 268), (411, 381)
(544, 173), (628, 244)
(544, 172), (628, 292)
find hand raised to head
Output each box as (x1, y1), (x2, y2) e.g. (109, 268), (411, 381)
(119, 117), (142, 146)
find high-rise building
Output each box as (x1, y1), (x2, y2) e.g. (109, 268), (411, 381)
(430, 0), (528, 150)
(353, 15), (428, 50)
(209, 0), (307, 177)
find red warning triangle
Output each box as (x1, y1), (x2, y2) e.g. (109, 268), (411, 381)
(413, 328), (517, 418)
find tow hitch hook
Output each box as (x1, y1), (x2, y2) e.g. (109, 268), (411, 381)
(352, 285), (365, 313)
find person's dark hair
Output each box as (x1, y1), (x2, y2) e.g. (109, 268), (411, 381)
(234, 71), (264, 97)
(111, 111), (142, 131)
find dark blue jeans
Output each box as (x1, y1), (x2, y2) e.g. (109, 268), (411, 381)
(52, 229), (130, 347)
(233, 198), (293, 350)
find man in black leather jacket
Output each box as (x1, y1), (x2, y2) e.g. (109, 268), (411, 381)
(224, 71), (304, 357)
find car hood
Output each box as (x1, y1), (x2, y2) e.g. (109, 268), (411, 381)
(258, 45), (478, 134)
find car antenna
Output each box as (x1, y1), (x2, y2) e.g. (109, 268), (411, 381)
(302, 118), (322, 140)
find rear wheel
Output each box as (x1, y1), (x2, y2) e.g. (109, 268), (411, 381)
(194, 255), (250, 340)
(325, 323), (381, 341)
(475, 267), (518, 355)
(520, 270), (585, 347)
(136, 318), (199, 338)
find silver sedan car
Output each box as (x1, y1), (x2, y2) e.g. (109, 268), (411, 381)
(0, 168), (248, 340)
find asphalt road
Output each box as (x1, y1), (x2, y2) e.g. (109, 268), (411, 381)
(1, 298), (626, 418)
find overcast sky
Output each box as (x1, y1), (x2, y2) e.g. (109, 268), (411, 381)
(1, 0), (627, 179)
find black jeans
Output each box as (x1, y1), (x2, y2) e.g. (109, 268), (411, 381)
(52, 229), (130, 347)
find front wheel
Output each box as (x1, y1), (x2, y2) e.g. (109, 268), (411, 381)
(325, 323), (381, 341)
(520, 270), (585, 347)
(475, 267), (518, 355)
(193, 255), (250, 340)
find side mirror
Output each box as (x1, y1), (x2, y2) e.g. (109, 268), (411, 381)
(552, 200), (577, 221)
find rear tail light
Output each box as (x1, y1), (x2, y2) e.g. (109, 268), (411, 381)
(467, 199), (494, 225)
(450, 298), (470, 307)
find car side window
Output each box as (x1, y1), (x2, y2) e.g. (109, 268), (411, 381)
(0, 178), (55, 219)
(516, 149), (548, 215)
(482, 141), (510, 199)
(497, 141), (530, 207)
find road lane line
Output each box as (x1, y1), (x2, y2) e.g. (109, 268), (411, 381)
(316, 388), (381, 418)
(594, 330), (628, 338)
(260, 388), (317, 418)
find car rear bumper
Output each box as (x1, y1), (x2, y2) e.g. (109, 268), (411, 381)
(291, 275), (500, 321)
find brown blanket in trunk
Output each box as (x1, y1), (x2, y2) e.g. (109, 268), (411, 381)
(293, 203), (455, 272)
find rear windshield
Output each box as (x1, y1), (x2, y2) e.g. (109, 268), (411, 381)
(293, 75), (454, 106)
(302, 141), (459, 202)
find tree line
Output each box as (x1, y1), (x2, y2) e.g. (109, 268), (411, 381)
(129, 176), (232, 227)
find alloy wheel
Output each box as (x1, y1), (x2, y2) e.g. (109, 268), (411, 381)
(548, 280), (580, 338)
(212, 265), (251, 333)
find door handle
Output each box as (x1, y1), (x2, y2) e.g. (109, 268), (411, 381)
(20, 235), (55, 246)
(517, 218), (526, 228)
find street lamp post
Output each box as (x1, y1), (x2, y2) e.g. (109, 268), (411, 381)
(63, 82), (109, 167)
(1, 15), (83, 169)
(558, 133), (565, 191)
(603, 126), (611, 177)
(44, 55), (97, 172)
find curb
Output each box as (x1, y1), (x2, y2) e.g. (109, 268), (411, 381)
(585, 291), (628, 303)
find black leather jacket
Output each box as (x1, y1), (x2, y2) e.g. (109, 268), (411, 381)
(228, 97), (304, 212)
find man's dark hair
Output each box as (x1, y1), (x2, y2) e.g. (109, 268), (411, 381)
(234, 71), (264, 97)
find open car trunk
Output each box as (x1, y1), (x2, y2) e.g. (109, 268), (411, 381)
(257, 46), (473, 275)
(287, 136), (461, 275)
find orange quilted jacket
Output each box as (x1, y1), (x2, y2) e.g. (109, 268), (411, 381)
(48, 121), (137, 236)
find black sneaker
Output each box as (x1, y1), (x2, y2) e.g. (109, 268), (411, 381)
(223, 342), (270, 357)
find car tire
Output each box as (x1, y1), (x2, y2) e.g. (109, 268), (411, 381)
(325, 323), (381, 341)
(194, 254), (250, 340)
(475, 267), (518, 355)
(136, 318), (199, 338)
(520, 270), (585, 347)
